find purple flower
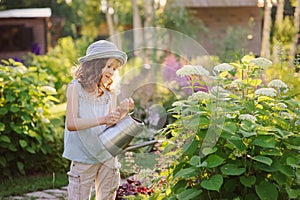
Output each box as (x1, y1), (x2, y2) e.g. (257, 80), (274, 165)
(162, 54), (208, 95)
(31, 43), (41, 55)
(13, 57), (25, 64)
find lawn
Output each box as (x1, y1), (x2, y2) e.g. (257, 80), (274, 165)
(0, 172), (68, 197)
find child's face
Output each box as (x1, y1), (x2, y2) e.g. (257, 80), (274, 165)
(100, 58), (120, 86)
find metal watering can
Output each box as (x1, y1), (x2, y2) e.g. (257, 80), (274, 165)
(97, 114), (157, 157)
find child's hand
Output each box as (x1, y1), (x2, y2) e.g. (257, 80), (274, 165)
(105, 110), (121, 127)
(118, 98), (135, 114)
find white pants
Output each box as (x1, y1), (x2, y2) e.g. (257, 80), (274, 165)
(67, 158), (120, 200)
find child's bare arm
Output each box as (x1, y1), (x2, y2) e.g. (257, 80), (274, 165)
(65, 84), (120, 131)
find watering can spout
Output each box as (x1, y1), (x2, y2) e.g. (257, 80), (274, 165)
(97, 114), (146, 157)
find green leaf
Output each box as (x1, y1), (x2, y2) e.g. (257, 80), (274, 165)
(190, 156), (201, 166)
(219, 71), (229, 78)
(201, 147), (218, 156)
(0, 135), (11, 143)
(253, 136), (276, 148)
(260, 149), (282, 156)
(17, 161), (25, 175)
(10, 104), (20, 113)
(19, 139), (27, 148)
(174, 168), (197, 180)
(254, 160), (280, 172)
(173, 180), (187, 193)
(205, 154), (225, 168)
(286, 156), (300, 167)
(240, 175), (256, 187)
(243, 101), (255, 112)
(47, 95), (60, 103)
(176, 188), (202, 200)
(228, 138), (247, 151)
(8, 144), (17, 151)
(200, 174), (223, 192)
(6, 94), (15, 102)
(182, 139), (198, 156)
(0, 157), (6, 167)
(221, 164), (245, 175)
(286, 185), (299, 199)
(279, 165), (294, 176)
(0, 107), (8, 115)
(26, 146), (36, 154)
(221, 122), (237, 134)
(0, 122), (5, 131)
(255, 181), (278, 200)
(252, 155), (273, 166)
(258, 96), (274, 102)
(273, 172), (287, 186)
(240, 120), (255, 131)
(239, 129), (256, 138)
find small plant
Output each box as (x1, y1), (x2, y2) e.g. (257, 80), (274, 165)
(153, 55), (300, 199)
(116, 177), (154, 200)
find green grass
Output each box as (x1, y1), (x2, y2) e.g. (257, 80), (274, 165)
(0, 172), (68, 198)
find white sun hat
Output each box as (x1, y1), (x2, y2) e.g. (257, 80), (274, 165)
(78, 40), (127, 65)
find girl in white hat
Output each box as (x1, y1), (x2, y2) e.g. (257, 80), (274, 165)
(63, 40), (134, 200)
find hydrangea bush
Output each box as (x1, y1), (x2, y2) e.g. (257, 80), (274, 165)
(152, 55), (300, 199)
(0, 59), (64, 177)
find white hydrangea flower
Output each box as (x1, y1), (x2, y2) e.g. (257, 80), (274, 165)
(239, 114), (257, 123)
(231, 79), (243, 87)
(194, 65), (210, 76)
(254, 88), (277, 97)
(36, 107), (44, 114)
(176, 65), (209, 77)
(275, 103), (287, 109)
(226, 113), (237, 119)
(249, 57), (272, 68)
(267, 79), (288, 89)
(188, 91), (211, 101)
(42, 118), (50, 123)
(214, 63), (234, 72)
(280, 112), (293, 120)
(172, 101), (184, 107)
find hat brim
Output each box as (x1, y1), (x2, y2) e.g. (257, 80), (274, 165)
(78, 50), (127, 65)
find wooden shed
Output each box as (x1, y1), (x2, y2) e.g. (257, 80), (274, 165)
(184, 0), (262, 56)
(0, 8), (51, 60)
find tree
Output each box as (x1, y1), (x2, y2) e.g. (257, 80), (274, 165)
(272, 0), (285, 63)
(132, 0), (143, 56)
(261, 0), (273, 58)
(289, 0), (300, 67)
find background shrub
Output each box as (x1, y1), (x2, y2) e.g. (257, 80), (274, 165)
(0, 59), (67, 178)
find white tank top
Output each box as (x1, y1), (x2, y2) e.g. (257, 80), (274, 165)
(62, 80), (115, 165)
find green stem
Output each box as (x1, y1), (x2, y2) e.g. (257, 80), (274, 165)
(208, 190), (212, 200)
(190, 76), (195, 94)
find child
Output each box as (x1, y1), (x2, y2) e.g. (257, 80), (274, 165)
(63, 40), (134, 200)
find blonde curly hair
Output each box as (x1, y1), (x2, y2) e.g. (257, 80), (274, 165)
(72, 58), (113, 96)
